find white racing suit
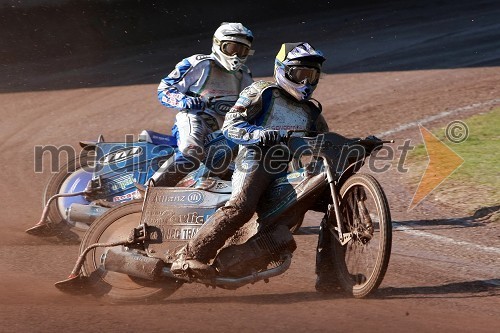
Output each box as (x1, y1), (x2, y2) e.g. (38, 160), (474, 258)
(155, 54), (253, 186)
(183, 80), (330, 267)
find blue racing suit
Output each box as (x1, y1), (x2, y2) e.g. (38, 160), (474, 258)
(154, 54), (253, 186)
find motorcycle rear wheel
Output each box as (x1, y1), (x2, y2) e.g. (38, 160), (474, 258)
(43, 148), (95, 240)
(80, 200), (182, 303)
(333, 173), (392, 298)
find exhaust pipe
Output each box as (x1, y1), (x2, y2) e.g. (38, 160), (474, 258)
(103, 247), (166, 281)
(103, 247), (292, 289)
(67, 203), (109, 225)
(208, 253), (292, 289)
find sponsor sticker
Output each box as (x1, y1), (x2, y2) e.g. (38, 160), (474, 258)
(187, 191), (204, 204)
(151, 191), (205, 205)
(98, 146), (143, 165)
(113, 189), (140, 202)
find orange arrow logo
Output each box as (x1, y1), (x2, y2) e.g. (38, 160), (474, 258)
(409, 124), (464, 210)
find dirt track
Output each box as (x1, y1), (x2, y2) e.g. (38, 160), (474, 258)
(1, 1), (499, 332)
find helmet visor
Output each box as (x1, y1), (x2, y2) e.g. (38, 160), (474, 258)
(221, 41), (251, 57)
(286, 66), (321, 85)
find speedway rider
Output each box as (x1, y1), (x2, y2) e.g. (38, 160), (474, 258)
(171, 42), (339, 292)
(153, 22), (254, 186)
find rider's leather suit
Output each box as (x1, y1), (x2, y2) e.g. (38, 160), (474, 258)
(155, 54), (253, 185)
(184, 80), (329, 263)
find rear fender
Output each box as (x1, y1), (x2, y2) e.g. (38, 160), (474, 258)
(79, 141), (97, 150)
(79, 134), (105, 149)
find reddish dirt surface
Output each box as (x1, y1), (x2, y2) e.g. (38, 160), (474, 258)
(1, 1), (499, 332)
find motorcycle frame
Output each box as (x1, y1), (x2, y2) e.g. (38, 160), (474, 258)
(27, 131), (237, 233)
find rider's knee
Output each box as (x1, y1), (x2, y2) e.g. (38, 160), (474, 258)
(179, 144), (205, 166)
(220, 204), (255, 223)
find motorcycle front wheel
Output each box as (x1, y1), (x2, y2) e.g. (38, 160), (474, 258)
(333, 173), (392, 298)
(80, 200), (183, 303)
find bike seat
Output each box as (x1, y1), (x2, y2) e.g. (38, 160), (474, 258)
(138, 130), (177, 147)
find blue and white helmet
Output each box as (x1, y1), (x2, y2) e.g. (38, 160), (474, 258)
(212, 22), (254, 72)
(274, 42), (325, 101)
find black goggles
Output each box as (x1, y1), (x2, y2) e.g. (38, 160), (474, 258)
(285, 65), (321, 85)
(221, 41), (251, 58)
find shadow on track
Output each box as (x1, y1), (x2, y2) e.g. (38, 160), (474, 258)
(165, 291), (347, 305)
(152, 278), (500, 304)
(377, 279), (500, 299)
(394, 205), (499, 231)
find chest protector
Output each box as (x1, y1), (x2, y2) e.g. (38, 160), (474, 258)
(260, 88), (315, 133)
(191, 62), (245, 127)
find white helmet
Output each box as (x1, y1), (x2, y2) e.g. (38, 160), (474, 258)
(212, 22), (254, 72)
(274, 42), (325, 101)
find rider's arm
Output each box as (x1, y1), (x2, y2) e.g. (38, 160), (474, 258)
(157, 56), (208, 111)
(239, 64), (254, 89)
(314, 114), (330, 133)
(222, 82), (270, 145)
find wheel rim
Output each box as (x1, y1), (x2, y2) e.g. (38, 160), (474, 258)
(86, 211), (162, 292)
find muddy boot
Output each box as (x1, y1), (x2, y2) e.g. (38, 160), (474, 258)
(315, 256), (341, 293)
(170, 246), (216, 279)
(91, 199), (122, 208)
(315, 219), (342, 293)
(316, 267), (342, 293)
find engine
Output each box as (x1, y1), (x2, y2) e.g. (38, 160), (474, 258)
(214, 224), (296, 277)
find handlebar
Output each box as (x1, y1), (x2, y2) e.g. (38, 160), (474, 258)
(206, 95), (240, 107)
(282, 130), (393, 156)
(281, 130), (392, 143)
(204, 95), (240, 115)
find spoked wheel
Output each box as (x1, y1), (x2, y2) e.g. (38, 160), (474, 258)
(333, 173), (392, 298)
(43, 149), (95, 240)
(81, 200), (182, 303)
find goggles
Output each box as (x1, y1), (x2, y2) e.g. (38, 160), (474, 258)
(221, 41), (252, 58)
(285, 65), (321, 85)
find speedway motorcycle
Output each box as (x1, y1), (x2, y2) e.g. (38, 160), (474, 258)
(26, 129), (236, 241)
(26, 96), (239, 240)
(55, 131), (393, 301)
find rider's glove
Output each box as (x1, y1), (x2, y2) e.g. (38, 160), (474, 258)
(185, 96), (206, 111)
(365, 135), (381, 142)
(259, 130), (283, 147)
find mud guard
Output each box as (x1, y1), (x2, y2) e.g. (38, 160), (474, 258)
(79, 141), (97, 149)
